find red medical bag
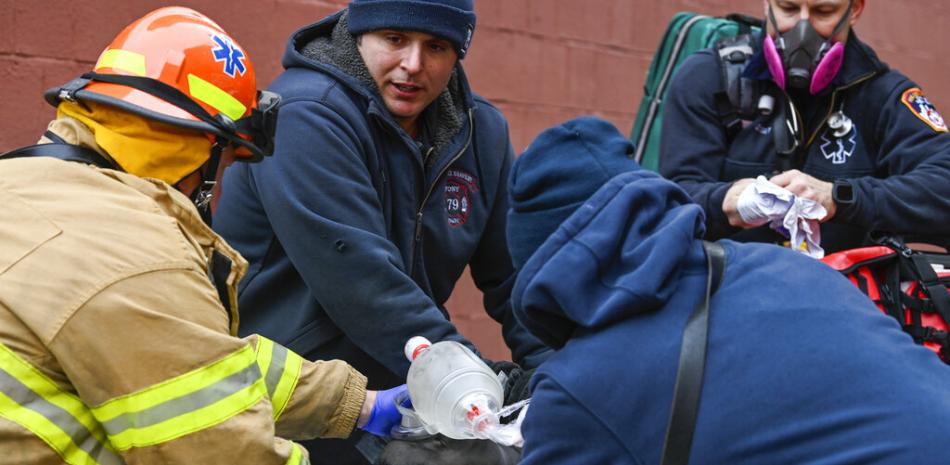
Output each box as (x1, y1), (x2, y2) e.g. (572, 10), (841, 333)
(822, 242), (950, 363)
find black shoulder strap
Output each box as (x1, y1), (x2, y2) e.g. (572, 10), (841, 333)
(660, 241), (726, 465)
(1, 139), (119, 171)
(208, 250), (235, 330)
(905, 254), (950, 329)
(723, 13), (765, 32)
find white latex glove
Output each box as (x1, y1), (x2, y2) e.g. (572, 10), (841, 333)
(736, 176), (795, 226)
(780, 197), (826, 259)
(736, 176), (827, 258)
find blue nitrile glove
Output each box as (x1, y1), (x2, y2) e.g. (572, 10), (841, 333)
(361, 384), (409, 437)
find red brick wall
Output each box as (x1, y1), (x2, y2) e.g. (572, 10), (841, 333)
(3, 1), (947, 360)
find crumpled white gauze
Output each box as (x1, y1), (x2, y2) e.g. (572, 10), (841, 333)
(736, 176), (827, 258)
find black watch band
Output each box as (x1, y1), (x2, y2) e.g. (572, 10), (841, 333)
(832, 179), (855, 205)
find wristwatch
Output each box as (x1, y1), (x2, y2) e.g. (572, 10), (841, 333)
(832, 179), (855, 205)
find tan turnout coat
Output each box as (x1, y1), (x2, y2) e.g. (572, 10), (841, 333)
(0, 124), (366, 464)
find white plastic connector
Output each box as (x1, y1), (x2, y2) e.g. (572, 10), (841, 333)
(404, 336), (432, 361)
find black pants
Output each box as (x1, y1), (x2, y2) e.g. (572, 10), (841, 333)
(376, 436), (522, 465)
(301, 434), (372, 465)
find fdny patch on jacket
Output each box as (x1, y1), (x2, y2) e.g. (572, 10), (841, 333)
(444, 169), (478, 228)
(901, 88), (948, 133)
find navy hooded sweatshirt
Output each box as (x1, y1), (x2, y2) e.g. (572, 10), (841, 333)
(660, 34), (950, 253)
(213, 11), (548, 387)
(514, 171), (950, 465)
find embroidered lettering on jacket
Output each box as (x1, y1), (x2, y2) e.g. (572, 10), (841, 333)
(444, 169), (479, 228)
(901, 88), (948, 133)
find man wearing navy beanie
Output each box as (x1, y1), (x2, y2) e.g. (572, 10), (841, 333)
(347, 0), (477, 58)
(506, 117), (950, 465)
(214, 1), (550, 464)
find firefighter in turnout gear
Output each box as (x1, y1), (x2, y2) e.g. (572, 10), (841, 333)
(0, 7), (403, 464)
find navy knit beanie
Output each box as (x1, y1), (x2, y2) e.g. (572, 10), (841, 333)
(347, 0), (477, 58)
(507, 116), (640, 269)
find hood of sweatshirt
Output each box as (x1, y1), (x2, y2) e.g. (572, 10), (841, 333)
(512, 171), (707, 349)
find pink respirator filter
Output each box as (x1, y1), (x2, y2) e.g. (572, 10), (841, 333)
(763, 37), (845, 95)
(763, 36), (786, 90)
(809, 42), (844, 95)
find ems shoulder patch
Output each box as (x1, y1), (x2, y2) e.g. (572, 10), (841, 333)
(901, 87), (948, 133)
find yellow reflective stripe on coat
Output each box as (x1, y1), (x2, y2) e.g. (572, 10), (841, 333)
(91, 344), (266, 451)
(256, 337), (303, 421)
(287, 442), (310, 465)
(0, 344), (124, 465)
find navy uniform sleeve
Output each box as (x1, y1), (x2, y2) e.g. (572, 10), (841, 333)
(253, 99), (476, 377)
(659, 51), (738, 239)
(837, 81), (950, 237)
(520, 374), (638, 465)
(466, 115), (550, 369)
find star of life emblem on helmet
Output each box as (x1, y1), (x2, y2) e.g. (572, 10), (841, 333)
(212, 34), (247, 78)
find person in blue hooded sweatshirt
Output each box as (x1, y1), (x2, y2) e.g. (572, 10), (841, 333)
(213, 1), (547, 463)
(506, 116), (950, 465)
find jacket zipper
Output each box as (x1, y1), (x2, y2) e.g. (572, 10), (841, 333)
(804, 72), (878, 149)
(407, 109), (474, 277)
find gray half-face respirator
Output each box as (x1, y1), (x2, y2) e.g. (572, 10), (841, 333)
(763, 0), (854, 94)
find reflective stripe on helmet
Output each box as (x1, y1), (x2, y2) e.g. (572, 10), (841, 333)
(187, 74), (247, 122)
(90, 344), (266, 451)
(45, 8), (274, 160)
(95, 49), (147, 77)
(0, 343), (124, 465)
(255, 337), (303, 421)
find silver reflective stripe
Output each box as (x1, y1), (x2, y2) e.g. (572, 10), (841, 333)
(0, 367), (125, 465)
(100, 362), (260, 436)
(264, 343), (288, 397)
(82, 435), (126, 465)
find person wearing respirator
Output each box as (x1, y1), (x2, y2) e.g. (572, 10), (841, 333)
(660, 0), (950, 254)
